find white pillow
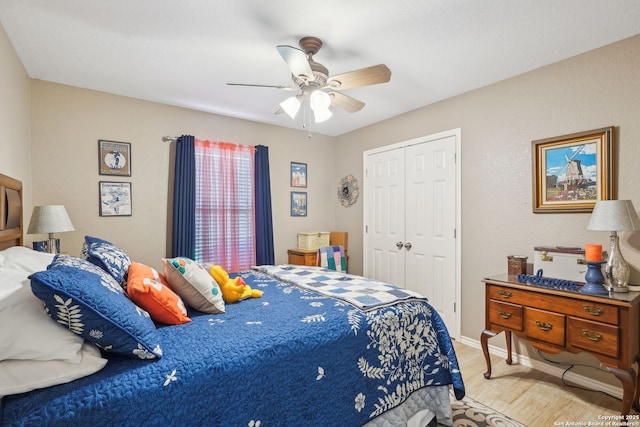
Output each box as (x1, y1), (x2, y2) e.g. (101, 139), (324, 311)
(0, 342), (107, 397)
(0, 248), (107, 396)
(0, 268), (86, 361)
(0, 246), (54, 273)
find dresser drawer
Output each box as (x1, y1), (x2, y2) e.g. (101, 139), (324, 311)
(489, 300), (523, 331)
(488, 284), (571, 313)
(563, 300), (618, 325)
(568, 317), (619, 358)
(487, 285), (530, 305)
(525, 307), (565, 346)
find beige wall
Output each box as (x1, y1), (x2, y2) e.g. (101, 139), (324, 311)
(0, 21), (32, 221)
(333, 35), (640, 387)
(335, 35), (640, 342)
(29, 82), (336, 271)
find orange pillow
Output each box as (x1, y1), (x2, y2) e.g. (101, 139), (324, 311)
(126, 262), (191, 325)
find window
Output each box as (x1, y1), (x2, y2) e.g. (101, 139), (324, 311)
(194, 139), (255, 271)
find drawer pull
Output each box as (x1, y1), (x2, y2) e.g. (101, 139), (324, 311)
(535, 321), (553, 332)
(497, 310), (512, 319)
(582, 329), (603, 342)
(497, 290), (512, 299)
(582, 305), (603, 316)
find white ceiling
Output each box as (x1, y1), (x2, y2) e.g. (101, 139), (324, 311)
(1, 0), (640, 137)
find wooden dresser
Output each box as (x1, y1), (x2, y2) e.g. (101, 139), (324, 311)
(481, 275), (640, 415)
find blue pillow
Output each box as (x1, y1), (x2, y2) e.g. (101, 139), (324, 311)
(29, 255), (163, 360)
(82, 235), (131, 288)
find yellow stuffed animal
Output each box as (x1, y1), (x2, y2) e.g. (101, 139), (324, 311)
(209, 265), (263, 303)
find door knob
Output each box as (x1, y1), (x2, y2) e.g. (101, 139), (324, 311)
(405, 242), (412, 250)
(396, 241), (404, 249)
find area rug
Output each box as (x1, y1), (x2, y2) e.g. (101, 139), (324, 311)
(440, 394), (528, 427)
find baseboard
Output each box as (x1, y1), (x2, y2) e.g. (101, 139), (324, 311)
(459, 335), (624, 400)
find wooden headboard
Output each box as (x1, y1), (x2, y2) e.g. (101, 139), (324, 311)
(0, 173), (23, 250)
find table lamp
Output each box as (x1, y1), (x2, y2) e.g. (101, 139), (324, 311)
(587, 200), (640, 292)
(27, 205), (75, 254)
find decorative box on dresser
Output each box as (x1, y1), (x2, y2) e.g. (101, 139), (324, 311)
(480, 275), (640, 416)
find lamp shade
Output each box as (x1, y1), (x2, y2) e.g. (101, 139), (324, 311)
(310, 90), (332, 123)
(27, 205), (75, 234)
(587, 200), (640, 231)
(280, 96), (301, 119)
(313, 107), (333, 123)
(310, 90), (331, 111)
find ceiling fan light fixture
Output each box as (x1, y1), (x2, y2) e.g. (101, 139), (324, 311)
(310, 90), (331, 111)
(280, 96), (301, 119)
(309, 90), (332, 123)
(313, 107), (332, 123)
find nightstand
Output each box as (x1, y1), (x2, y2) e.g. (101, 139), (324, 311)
(287, 248), (317, 266)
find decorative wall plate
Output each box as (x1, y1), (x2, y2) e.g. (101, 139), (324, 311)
(338, 175), (359, 207)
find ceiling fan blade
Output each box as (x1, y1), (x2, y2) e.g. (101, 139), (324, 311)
(276, 45), (314, 80)
(329, 92), (365, 113)
(326, 64), (391, 90)
(227, 83), (295, 90)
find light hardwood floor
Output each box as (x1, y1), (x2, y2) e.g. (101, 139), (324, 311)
(453, 340), (640, 426)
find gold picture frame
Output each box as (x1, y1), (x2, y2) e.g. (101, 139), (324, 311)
(99, 140), (131, 176)
(532, 126), (615, 213)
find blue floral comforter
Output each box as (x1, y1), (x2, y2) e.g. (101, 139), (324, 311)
(1, 267), (464, 426)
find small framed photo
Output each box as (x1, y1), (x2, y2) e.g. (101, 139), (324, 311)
(291, 191), (307, 217)
(99, 140), (131, 176)
(99, 181), (132, 217)
(291, 162), (307, 188)
(532, 126), (614, 213)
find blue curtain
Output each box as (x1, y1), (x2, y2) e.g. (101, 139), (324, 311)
(254, 145), (275, 265)
(171, 135), (196, 258)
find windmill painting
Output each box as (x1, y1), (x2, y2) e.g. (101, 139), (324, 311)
(532, 127), (614, 213)
(544, 143), (597, 201)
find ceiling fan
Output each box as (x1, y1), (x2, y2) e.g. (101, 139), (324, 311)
(227, 36), (391, 125)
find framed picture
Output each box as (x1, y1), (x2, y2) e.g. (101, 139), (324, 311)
(291, 191), (307, 217)
(532, 126), (614, 213)
(99, 140), (131, 176)
(99, 181), (132, 216)
(291, 162), (307, 188)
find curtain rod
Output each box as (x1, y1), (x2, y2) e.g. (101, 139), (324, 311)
(162, 136), (260, 152)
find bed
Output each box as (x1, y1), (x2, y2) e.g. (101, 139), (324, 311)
(0, 172), (464, 426)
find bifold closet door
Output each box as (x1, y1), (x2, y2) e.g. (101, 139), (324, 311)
(364, 133), (457, 334)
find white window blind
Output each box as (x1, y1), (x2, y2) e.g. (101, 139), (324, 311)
(194, 140), (255, 271)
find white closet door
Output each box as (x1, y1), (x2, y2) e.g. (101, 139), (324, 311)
(404, 136), (456, 333)
(364, 148), (406, 286)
